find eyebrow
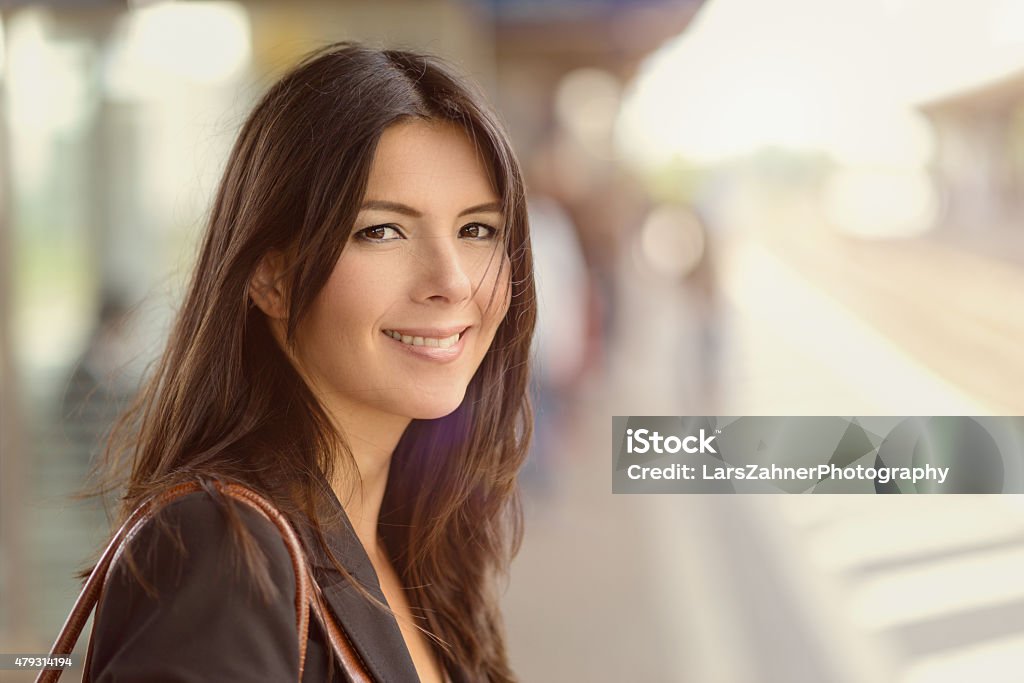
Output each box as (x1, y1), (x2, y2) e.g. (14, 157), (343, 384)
(359, 200), (503, 218)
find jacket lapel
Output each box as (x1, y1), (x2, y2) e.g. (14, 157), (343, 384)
(293, 481), (420, 682)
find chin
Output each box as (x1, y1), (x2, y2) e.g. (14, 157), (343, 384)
(409, 399), (464, 421)
(394, 388), (467, 421)
(411, 406), (461, 421)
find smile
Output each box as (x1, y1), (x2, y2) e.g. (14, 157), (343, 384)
(380, 326), (470, 362)
(382, 329), (462, 349)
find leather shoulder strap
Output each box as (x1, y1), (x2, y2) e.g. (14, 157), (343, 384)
(307, 577), (375, 682)
(217, 483), (374, 682)
(36, 480), (312, 683)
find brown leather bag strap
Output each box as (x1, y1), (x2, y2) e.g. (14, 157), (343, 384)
(35, 480), (371, 683)
(307, 576), (375, 683)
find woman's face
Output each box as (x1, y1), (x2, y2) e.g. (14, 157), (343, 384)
(293, 120), (511, 423)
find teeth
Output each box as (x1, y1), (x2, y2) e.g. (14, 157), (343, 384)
(385, 330), (461, 349)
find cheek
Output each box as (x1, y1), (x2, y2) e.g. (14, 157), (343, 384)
(324, 256), (383, 310)
(482, 256), (512, 324)
(296, 262), (381, 363)
(316, 252), (400, 329)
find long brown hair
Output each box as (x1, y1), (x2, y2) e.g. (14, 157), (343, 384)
(78, 42), (535, 681)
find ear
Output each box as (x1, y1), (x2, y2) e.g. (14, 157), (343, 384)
(249, 250), (289, 320)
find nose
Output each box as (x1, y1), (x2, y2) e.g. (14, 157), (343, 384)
(412, 235), (476, 305)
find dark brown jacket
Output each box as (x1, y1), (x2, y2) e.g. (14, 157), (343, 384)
(86, 481), (434, 682)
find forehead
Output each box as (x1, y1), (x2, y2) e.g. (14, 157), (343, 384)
(363, 120), (498, 209)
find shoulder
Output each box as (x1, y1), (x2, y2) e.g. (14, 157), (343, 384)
(88, 490), (304, 681)
(148, 489), (292, 558)
(113, 490), (295, 592)
(152, 488), (286, 539)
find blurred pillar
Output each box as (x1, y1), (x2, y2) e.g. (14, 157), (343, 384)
(0, 8), (29, 643)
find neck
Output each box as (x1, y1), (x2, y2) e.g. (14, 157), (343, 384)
(326, 403), (411, 564)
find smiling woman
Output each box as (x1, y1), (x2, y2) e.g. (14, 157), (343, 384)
(48, 42), (536, 683)
(254, 120), (513, 427)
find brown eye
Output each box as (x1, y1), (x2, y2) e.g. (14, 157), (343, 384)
(459, 223), (497, 239)
(356, 225), (403, 241)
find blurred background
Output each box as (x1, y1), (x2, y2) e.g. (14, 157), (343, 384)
(2, 0), (1024, 681)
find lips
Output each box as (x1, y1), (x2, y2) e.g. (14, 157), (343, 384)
(381, 326), (469, 361)
(381, 326), (470, 339)
(383, 329), (462, 349)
